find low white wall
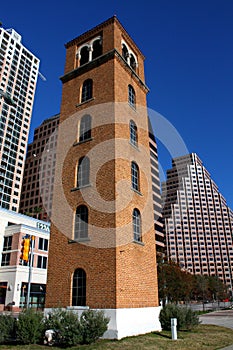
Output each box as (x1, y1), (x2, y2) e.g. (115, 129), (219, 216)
(45, 306), (162, 340)
(103, 307), (162, 339)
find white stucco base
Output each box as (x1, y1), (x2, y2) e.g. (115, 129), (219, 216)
(101, 307), (162, 339)
(45, 306), (162, 340)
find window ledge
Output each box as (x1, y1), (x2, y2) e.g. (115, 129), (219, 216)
(67, 306), (89, 310)
(76, 97), (95, 107)
(133, 239), (144, 246)
(71, 183), (92, 192)
(129, 141), (140, 151)
(131, 188), (143, 196)
(73, 137), (93, 147)
(128, 102), (136, 111)
(77, 237), (91, 242)
(68, 239), (76, 244)
(68, 237), (90, 244)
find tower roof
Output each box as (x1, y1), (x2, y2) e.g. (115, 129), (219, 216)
(65, 15), (145, 59)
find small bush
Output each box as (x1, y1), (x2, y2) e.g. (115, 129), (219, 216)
(44, 308), (66, 331)
(0, 314), (16, 343)
(16, 308), (45, 344)
(183, 306), (200, 330)
(159, 304), (184, 331)
(159, 304), (200, 331)
(80, 309), (110, 344)
(44, 309), (82, 347)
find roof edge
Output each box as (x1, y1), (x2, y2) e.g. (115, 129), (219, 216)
(65, 15), (145, 59)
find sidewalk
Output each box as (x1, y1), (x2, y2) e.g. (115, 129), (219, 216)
(199, 309), (233, 330)
(199, 310), (233, 350)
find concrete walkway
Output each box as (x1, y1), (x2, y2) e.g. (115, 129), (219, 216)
(199, 310), (233, 350)
(199, 309), (233, 330)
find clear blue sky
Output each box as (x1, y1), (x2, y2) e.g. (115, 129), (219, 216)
(1, 0), (233, 208)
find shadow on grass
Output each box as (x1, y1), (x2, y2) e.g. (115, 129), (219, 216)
(151, 332), (171, 339)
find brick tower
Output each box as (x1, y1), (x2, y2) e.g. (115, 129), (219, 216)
(45, 16), (161, 339)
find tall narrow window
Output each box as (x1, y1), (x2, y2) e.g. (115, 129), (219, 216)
(37, 256), (47, 269)
(133, 208), (142, 242)
(79, 114), (91, 142)
(130, 120), (138, 146)
(74, 205), (88, 240)
(80, 46), (89, 66)
(3, 236), (12, 251)
(92, 39), (102, 60)
(38, 238), (48, 251)
(77, 156), (90, 188)
(122, 44), (129, 61)
(81, 79), (93, 103)
(131, 161), (139, 191)
(1, 252), (10, 266)
(130, 54), (136, 71)
(72, 268), (86, 306)
(128, 85), (135, 108)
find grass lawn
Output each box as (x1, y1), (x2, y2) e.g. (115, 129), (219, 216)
(0, 325), (232, 350)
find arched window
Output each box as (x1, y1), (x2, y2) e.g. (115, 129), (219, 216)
(131, 161), (139, 191)
(81, 79), (93, 103)
(72, 268), (86, 306)
(79, 114), (91, 142)
(122, 43), (129, 61)
(77, 156), (90, 188)
(133, 208), (142, 242)
(80, 46), (89, 66)
(92, 39), (102, 60)
(128, 85), (135, 108)
(130, 54), (136, 71)
(130, 120), (138, 146)
(74, 205), (88, 240)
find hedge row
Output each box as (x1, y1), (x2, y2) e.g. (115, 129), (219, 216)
(0, 304), (199, 346)
(0, 308), (109, 346)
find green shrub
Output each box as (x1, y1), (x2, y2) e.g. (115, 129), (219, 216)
(159, 304), (200, 331)
(0, 314), (16, 343)
(183, 306), (200, 330)
(44, 308), (65, 330)
(44, 308), (109, 346)
(44, 309), (82, 347)
(159, 304), (184, 331)
(80, 309), (110, 344)
(16, 308), (45, 344)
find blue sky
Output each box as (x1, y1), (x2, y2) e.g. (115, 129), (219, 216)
(1, 0), (233, 208)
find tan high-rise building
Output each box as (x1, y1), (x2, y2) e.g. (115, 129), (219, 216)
(0, 26), (40, 212)
(45, 16), (161, 339)
(162, 153), (233, 294)
(19, 114), (59, 221)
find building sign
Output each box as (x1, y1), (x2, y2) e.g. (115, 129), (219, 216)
(36, 222), (50, 232)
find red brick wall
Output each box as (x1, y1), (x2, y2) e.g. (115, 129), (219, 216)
(45, 17), (158, 310)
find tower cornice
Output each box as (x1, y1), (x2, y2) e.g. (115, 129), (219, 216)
(60, 48), (149, 92)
